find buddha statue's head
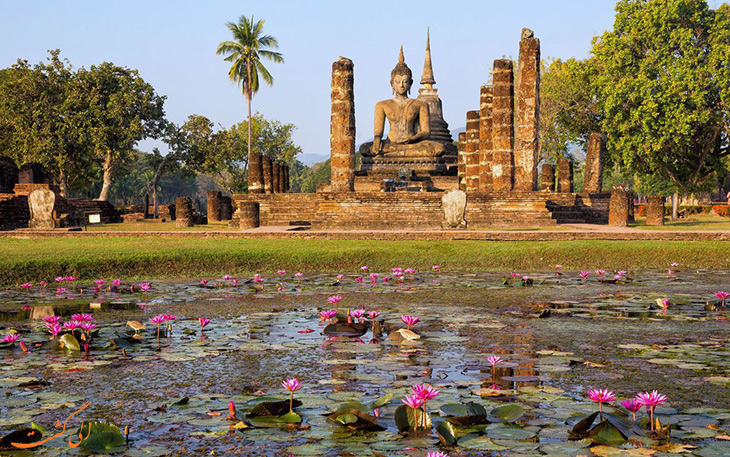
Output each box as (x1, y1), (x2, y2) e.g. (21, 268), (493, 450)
(390, 45), (413, 96)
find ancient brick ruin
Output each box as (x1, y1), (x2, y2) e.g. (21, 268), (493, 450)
(233, 28), (611, 230)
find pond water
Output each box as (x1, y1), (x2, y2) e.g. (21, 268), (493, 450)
(0, 269), (729, 456)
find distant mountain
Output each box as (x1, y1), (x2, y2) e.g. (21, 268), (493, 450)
(451, 126), (465, 137)
(298, 153), (329, 166)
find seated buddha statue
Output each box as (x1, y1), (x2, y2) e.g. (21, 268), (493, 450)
(359, 47), (448, 158)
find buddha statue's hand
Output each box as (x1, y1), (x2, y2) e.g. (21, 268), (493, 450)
(371, 137), (382, 154)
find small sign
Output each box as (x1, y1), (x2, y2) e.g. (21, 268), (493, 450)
(88, 214), (101, 224)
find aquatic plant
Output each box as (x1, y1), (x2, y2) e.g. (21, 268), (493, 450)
(328, 295), (342, 305)
(636, 390), (667, 431)
(401, 315), (420, 330)
(2, 333), (20, 344)
(350, 309), (364, 322)
(277, 269), (286, 275)
(360, 266), (369, 271)
(715, 291), (728, 309)
(487, 355), (503, 383)
(198, 318), (211, 333)
(318, 310), (337, 324)
(621, 398), (642, 421)
(580, 270), (590, 280)
(428, 452), (449, 457)
(149, 314), (166, 343)
(368, 310), (381, 320)
(72, 313), (94, 322)
(138, 282), (151, 293)
(587, 388), (615, 413)
(20, 283), (32, 292)
(46, 323), (62, 337)
(282, 378), (302, 414)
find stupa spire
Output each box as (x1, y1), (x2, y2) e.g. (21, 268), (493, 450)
(420, 27), (436, 87)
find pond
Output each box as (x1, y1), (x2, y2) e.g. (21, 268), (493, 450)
(1, 268), (729, 456)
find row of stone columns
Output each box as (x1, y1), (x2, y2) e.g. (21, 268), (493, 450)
(248, 153), (290, 194)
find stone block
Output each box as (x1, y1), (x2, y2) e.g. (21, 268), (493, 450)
(646, 195), (665, 226)
(584, 132), (606, 193)
(175, 196), (194, 227)
(441, 189), (467, 229)
(263, 156), (274, 193)
(557, 157), (573, 193)
(608, 184), (630, 227)
(238, 202), (259, 229)
(220, 196), (232, 221)
(28, 188), (55, 229)
(206, 190), (221, 222)
(248, 152), (264, 194)
(540, 163), (555, 192)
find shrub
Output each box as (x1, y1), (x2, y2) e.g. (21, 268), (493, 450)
(713, 205), (730, 217)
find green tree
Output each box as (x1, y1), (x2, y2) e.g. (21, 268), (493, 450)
(71, 62), (166, 201)
(591, 0), (730, 196)
(216, 15), (283, 193)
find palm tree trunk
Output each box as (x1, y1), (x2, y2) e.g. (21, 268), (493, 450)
(245, 63), (263, 194)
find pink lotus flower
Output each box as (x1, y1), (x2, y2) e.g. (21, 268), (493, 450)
(112, 279), (121, 286)
(432, 265), (441, 270)
(360, 266), (369, 271)
(254, 277), (264, 283)
(412, 384), (440, 401)
(328, 295), (343, 305)
(295, 272), (304, 278)
(21, 305), (32, 310)
(223, 274), (232, 280)
(614, 274), (622, 280)
(401, 315), (420, 329)
(138, 282), (151, 292)
(373, 408), (381, 417)
(72, 313), (94, 322)
(401, 394), (425, 409)
(2, 333), (20, 344)
(556, 264), (563, 269)
(149, 314), (167, 324)
(511, 272), (520, 278)
(355, 276), (363, 283)
(336, 274), (344, 281)
(667, 269), (675, 276)
(392, 267), (404, 276)
(200, 279), (209, 286)
(636, 390), (667, 431)
(487, 355), (503, 366)
(46, 323), (62, 336)
(369, 273), (380, 284)
(56, 287), (67, 295)
(428, 452), (450, 457)
(661, 299), (670, 310)
(368, 310), (381, 319)
(621, 398), (642, 421)
(232, 278), (239, 286)
(580, 270), (590, 280)
(20, 283), (32, 290)
(282, 378), (302, 414)
(715, 291), (728, 308)
(350, 309), (364, 320)
(670, 262), (679, 267)
(595, 269), (605, 278)
(39, 281), (47, 287)
(277, 269), (286, 275)
(80, 322), (97, 332)
(617, 270), (627, 276)
(199, 317), (211, 329)
(318, 310), (337, 323)
(94, 280), (105, 286)
(227, 400), (237, 420)
(63, 321), (81, 330)
(55, 277), (64, 282)
(588, 388), (616, 413)
(42, 316), (62, 324)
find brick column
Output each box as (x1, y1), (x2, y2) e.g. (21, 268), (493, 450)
(465, 110), (480, 192)
(237, 201), (259, 229)
(248, 151), (264, 194)
(584, 132), (606, 193)
(206, 190), (221, 222)
(330, 57), (355, 192)
(175, 196), (194, 227)
(273, 162), (280, 194)
(540, 163), (555, 192)
(646, 195), (665, 226)
(263, 155), (273, 194)
(514, 28), (540, 191)
(491, 59), (514, 191)
(220, 196), (232, 221)
(478, 85), (493, 192)
(278, 164), (285, 193)
(557, 157), (573, 193)
(457, 132), (466, 191)
(283, 165), (290, 192)
(609, 184), (630, 226)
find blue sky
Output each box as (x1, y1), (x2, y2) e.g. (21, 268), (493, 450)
(1, 0), (704, 164)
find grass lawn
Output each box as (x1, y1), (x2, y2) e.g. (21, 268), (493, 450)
(1, 237), (729, 285)
(633, 213), (730, 230)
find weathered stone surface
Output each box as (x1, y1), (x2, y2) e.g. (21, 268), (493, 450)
(646, 195), (665, 226)
(273, 162), (281, 194)
(175, 196), (194, 227)
(330, 57), (356, 192)
(584, 132), (606, 193)
(0, 157), (18, 193)
(220, 196), (233, 221)
(284, 165), (290, 192)
(464, 110), (481, 193)
(28, 188), (55, 229)
(206, 190), (221, 222)
(238, 201), (259, 229)
(608, 184), (630, 227)
(478, 85), (493, 192)
(248, 152), (264, 194)
(441, 189), (467, 229)
(457, 131), (466, 191)
(557, 157), (573, 193)
(491, 59), (514, 191)
(514, 28), (540, 191)
(263, 155), (274, 194)
(540, 163), (555, 192)
(19, 163), (50, 184)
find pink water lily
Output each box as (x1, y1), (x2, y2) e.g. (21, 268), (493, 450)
(401, 315), (420, 329)
(401, 393), (425, 409)
(318, 309), (337, 323)
(138, 282), (151, 292)
(428, 452), (450, 457)
(39, 281), (47, 288)
(368, 310), (381, 320)
(79, 322), (97, 332)
(588, 388), (616, 413)
(20, 283), (32, 290)
(487, 355), (503, 366)
(94, 279), (105, 286)
(2, 333), (20, 344)
(200, 279), (209, 286)
(149, 314), (167, 343)
(56, 287), (67, 295)
(63, 321), (81, 330)
(46, 323), (62, 337)
(670, 262), (679, 267)
(595, 269), (605, 279)
(328, 295), (343, 305)
(336, 274), (344, 281)
(223, 274), (232, 280)
(580, 270), (590, 280)
(405, 268), (416, 275)
(360, 266), (369, 271)
(277, 269), (286, 275)
(350, 309), (364, 321)
(42, 316), (62, 324)
(432, 265), (441, 270)
(636, 390), (667, 431)
(282, 378), (302, 414)
(254, 277), (264, 283)
(369, 273), (379, 284)
(199, 317), (211, 331)
(412, 384), (440, 401)
(355, 276), (363, 283)
(621, 398), (643, 421)
(72, 313), (94, 322)
(112, 279), (121, 286)
(715, 291), (728, 308)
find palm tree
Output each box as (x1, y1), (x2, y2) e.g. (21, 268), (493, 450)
(216, 15), (283, 193)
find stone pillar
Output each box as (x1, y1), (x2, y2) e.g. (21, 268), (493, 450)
(540, 163), (555, 192)
(457, 132), (466, 191)
(220, 196), (233, 221)
(278, 164), (285, 193)
(584, 132), (606, 193)
(514, 28), (540, 191)
(557, 157), (573, 193)
(478, 85), (493, 192)
(330, 57), (356, 192)
(237, 202), (259, 229)
(283, 165), (290, 192)
(206, 190), (221, 222)
(144, 193), (150, 219)
(273, 162), (281, 194)
(464, 110), (480, 193)
(175, 197), (194, 227)
(491, 59), (514, 191)
(646, 196), (665, 226)
(248, 151), (264, 194)
(608, 184), (630, 227)
(263, 156), (274, 194)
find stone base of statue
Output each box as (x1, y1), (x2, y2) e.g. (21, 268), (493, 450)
(358, 141), (457, 177)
